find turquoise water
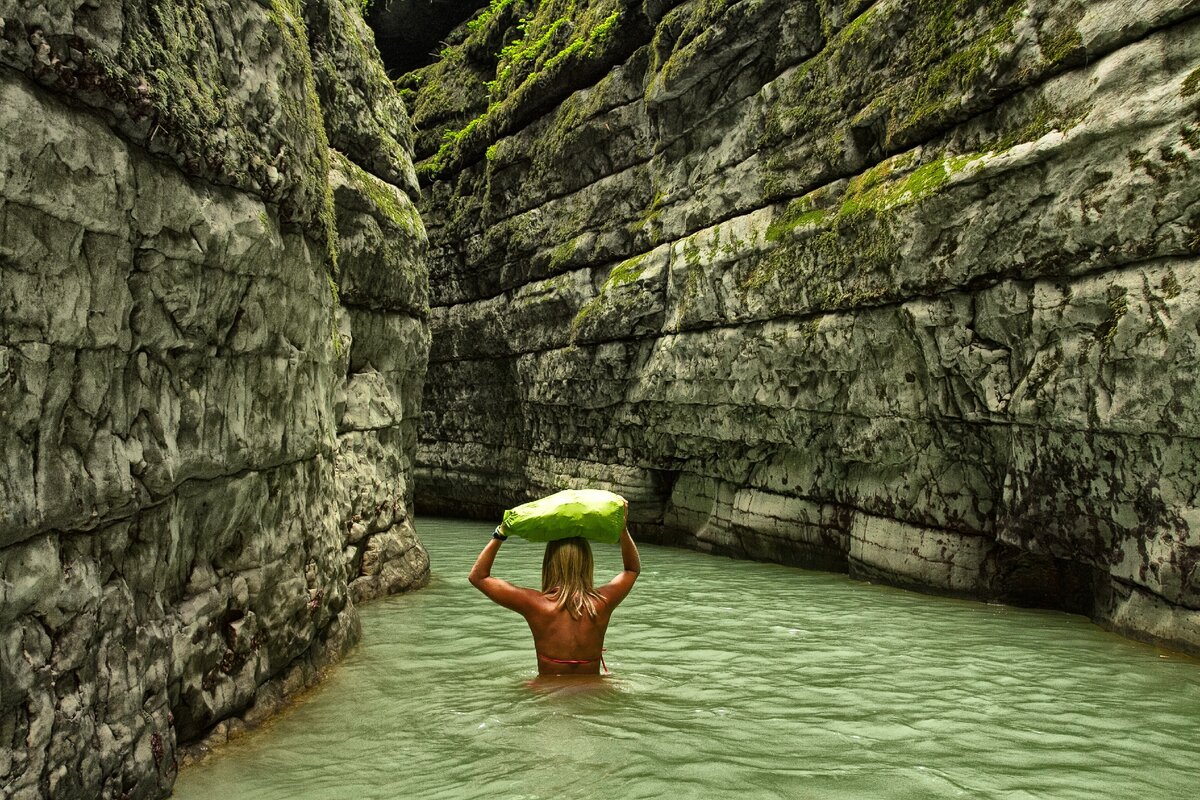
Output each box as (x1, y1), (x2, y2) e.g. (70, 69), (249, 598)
(173, 518), (1200, 799)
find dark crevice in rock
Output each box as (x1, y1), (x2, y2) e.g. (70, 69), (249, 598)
(366, 0), (491, 75)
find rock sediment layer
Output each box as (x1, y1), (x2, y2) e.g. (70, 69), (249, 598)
(0, 1), (428, 796)
(408, 0), (1200, 654)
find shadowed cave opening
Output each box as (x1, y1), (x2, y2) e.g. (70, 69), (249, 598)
(366, 0), (490, 74)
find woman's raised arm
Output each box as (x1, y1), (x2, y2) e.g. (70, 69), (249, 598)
(468, 531), (539, 614)
(598, 504), (640, 607)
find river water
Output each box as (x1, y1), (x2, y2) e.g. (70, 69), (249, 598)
(173, 517), (1200, 799)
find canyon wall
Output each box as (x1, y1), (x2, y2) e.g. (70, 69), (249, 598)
(406, 0), (1200, 654)
(0, 1), (428, 796)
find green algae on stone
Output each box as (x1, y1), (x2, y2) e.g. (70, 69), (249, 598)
(765, 194), (830, 243)
(603, 252), (650, 291)
(269, 0), (340, 263)
(331, 151), (421, 234)
(67, 0), (334, 235)
(629, 190), (666, 239)
(413, 0), (634, 180)
(1183, 67), (1200, 99)
(328, 272), (344, 355)
(304, 0), (416, 188)
(1098, 287), (1130, 354)
(769, 0), (1030, 159)
(469, 0), (520, 32)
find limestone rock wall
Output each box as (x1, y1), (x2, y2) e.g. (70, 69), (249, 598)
(408, 0), (1200, 654)
(0, 1), (428, 797)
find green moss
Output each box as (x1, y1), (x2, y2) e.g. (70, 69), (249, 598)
(835, 151), (983, 220)
(752, 147), (978, 307)
(334, 152), (419, 233)
(1182, 124), (1200, 152)
(266, 0), (337, 263)
(1182, 67), (1200, 98)
(769, 0), (1032, 165)
(629, 190), (666, 237)
(421, 109), (491, 178)
(745, 195), (905, 313)
(673, 239), (706, 318)
(741, 259), (776, 292)
(83, 0), (331, 242)
(840, 6), (877, 41)
(468, 0), (518, 32)
(418, 0), (626, 180)
(891, 154), (978, 199)
(896, 1), (1026, 140)
(1040, 24), (1082, 65)
(492, 16), (571, 97)
(603, 253), (650, 291)
(570, 297), (601, 339)
(988, 96), (1091, 152)
(766, 195), (829, 242)
(328, 273), (344, 356)
(568, 249), (654, 340)
(650, 0), (735, 90)
(1160, 271), (1182, 300)
(549, 239), (577, 270)
(1099, 288), (1129, 353)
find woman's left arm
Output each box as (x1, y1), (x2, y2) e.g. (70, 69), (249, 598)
(468, 534), (538, 614)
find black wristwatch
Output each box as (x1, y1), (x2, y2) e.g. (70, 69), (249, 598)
(492, 526), (508, 541)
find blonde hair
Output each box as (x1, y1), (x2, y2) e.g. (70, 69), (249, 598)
(542, 537), (604, 618)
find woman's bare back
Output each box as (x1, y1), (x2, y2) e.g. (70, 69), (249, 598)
(523, 590), (619, 675)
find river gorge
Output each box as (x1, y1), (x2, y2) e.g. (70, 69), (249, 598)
(1, 0), (1198, 796)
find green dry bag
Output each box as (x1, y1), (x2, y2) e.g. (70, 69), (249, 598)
(502, 489), (625, 544)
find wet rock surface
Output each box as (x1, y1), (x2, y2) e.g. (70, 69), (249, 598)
(406, 0), (1200, 654)
(0, 0), (428, 796)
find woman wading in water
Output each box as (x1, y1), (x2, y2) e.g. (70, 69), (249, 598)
(468, 500), (641, 676)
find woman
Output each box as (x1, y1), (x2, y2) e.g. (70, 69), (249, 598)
(468, 501), (641, 675)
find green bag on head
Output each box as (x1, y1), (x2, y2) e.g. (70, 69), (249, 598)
(502, 489), (625, 543)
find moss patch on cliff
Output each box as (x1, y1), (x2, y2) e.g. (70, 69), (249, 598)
(603, 252), (650, 291)
(1183, 67), (1200, 99)
(765, 194), (830, 243)
(570, 250), (658, 342)
(331, 151), (421, 235)
(74, 0), (336, 243)
(412, 0), (637, 180)
(305, 0), (415, 185)
(762, 0), (1036, 176)
(747, 144), (996, 313)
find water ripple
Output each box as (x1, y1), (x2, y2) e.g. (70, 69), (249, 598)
(174, 518), (1200, 799)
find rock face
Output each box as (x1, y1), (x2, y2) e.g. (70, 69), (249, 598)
(0, 1), (428, 796)
(406, 0), (1200, 654)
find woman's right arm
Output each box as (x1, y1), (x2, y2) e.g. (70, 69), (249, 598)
(599, 503), (640, 607)
(618, 527), (641, 576)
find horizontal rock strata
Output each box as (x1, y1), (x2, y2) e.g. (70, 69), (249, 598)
(407, 0), (1200, 654)
(0, 0), (428, 796)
